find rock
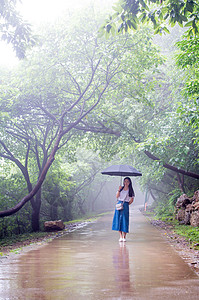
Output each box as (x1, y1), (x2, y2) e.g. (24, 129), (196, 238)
(193, 202), (199, 211)
(44, 220), (65, 232)
(176, 208), (185, 223)
(176, 194), (191, 209)
(192, 190), (199, 203)
(182, 204), (193, 225)
(185, 204), (193, 212)
(190, 211), (199, 227)
(184, 211), (191, 225)
(175, 192), (199, 226)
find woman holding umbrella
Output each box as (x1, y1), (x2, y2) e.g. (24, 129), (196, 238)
(112, 177), (135, 242)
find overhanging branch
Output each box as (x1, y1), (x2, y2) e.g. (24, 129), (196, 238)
(144, 150), (199, 180)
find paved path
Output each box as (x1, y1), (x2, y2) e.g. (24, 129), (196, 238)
(0, 207), (199, 299)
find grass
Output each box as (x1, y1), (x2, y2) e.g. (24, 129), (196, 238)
(0, 232), (53, 248)
(174, 224), (199, 250)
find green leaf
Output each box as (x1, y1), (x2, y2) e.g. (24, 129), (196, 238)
(163, 27), (170, 34)
(112, 4), (123, 13)
(181, 15), (188, 22)
(184, 20), (194, 27)
(139, 0), (149, 10)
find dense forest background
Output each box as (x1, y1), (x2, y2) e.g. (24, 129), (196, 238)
(0, 0), (198, 237)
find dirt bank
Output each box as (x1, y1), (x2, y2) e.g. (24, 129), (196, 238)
(142, 211), (199, 276)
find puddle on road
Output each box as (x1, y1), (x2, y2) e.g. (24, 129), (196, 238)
(0, 209), (199, 299)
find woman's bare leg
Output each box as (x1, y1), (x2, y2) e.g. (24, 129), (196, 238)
(119, 231), (123, 240)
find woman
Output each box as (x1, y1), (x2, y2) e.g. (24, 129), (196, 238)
(112, 177), (135, 242)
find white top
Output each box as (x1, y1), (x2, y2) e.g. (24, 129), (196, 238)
(117, 189), (131, 202)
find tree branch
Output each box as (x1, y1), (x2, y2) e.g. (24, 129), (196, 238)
(73, 124), (120, 136)
(144, 150), (199, 179)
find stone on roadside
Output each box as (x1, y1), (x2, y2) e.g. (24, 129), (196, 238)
(184, 206), (192, 225)
(175, 191), (199, 226)
(176, 194), (191, 209)
(190, 211), (199, 227)
(193, 202), (199, 211)
(176, 208), (185, 224)
(44, 220), (65, 232)
(192, 190), (199, 203)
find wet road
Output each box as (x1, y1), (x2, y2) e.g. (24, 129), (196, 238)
(0, 207), (199, 299)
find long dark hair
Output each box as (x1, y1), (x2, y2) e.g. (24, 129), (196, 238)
(120, 177), (135, 197)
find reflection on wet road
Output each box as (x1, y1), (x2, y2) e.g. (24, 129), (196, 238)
(0, 207), (199, 299)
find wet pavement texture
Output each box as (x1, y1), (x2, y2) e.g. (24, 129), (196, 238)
(0, 207), (199, 299)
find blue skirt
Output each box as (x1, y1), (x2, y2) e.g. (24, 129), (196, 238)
(112, 201), (129, 233)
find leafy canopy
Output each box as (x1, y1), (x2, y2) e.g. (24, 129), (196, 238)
(176, 36), (199, 145)
(100, 0), (199, 37)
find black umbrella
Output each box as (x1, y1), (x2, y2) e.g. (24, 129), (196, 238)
(101, 164), (142, 177)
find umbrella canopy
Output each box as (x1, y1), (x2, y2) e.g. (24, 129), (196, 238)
(101, 164), (142, 177)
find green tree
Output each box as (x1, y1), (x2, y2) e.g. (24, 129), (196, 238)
(0, 0), (35, 58)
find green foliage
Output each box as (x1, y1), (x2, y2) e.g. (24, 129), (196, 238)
(168, 189), (183, 206)
(175, 36), (199, 146)
(100, 0), (199, 37)
(154, 204), (175, 222)
(174, 224), (199, 249)
(151, 189), (182, 222)
(41, 160), (75, 222)
(0, 172), (32, 238)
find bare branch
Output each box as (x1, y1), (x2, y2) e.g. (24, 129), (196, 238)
(60, 64), (82, 94)
(38, 104), (59, 124)
(66, 57), (102, 112)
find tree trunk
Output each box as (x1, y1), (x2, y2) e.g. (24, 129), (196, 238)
(149, 189), (157, 202)
(176, 173), (185, 193)
(31, 188), (42, 232)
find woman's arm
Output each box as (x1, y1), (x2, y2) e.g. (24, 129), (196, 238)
(116, 191), (120, 198)
(116, 185), (122, 198)
(129, 197), (134, 205)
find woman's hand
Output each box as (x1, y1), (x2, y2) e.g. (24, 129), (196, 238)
(116, 186), (122, 198)
(118, 185), (122, 191)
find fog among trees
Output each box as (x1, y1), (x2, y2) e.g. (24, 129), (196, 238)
(0, 0), (198, 236)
